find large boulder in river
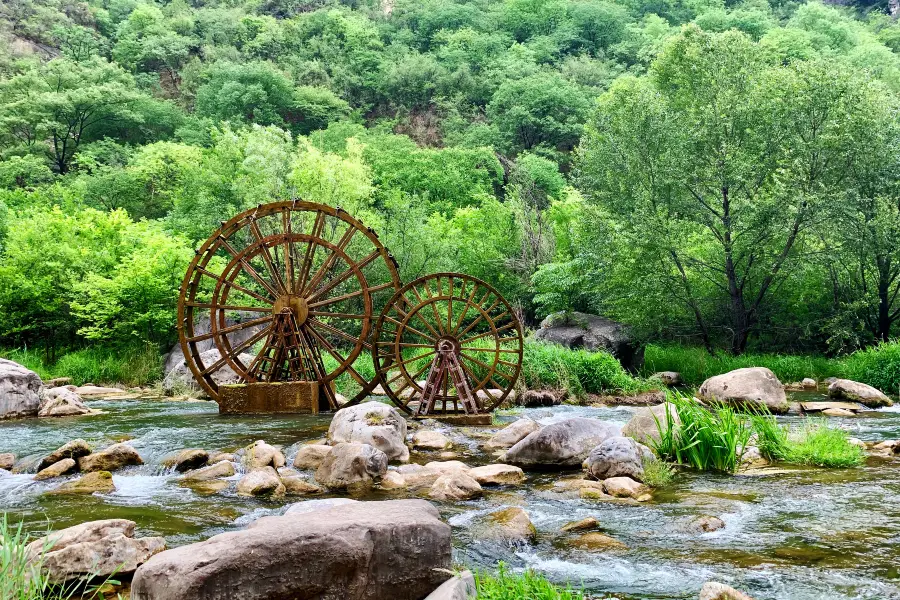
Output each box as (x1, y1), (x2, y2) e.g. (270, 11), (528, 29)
(699, 582), (755, 600)
(429, 472), (482, 500)
(27, 519), (165, 584)
(0, 358), (43, 419)
(828, 379), (893, 408)
(505, 418), (621, 467)
(39, 439), (92, 470)
(584, 436), (649, 481)
(242, 440), (285, 469)
(38, 387), (92, 417)
(328, 401), (409, 462)
(533, 311), (643, 371)
(315, 442), (388, 490)
(699, 367), (789, 414)
(162, 348), (254, 395)
(623, 403), (680, 446)
(237, 467), (285, 497)
(484, 419), (542, 451)
(293, 444), (332, 470)
(78, 443), (143, 472)
(131, 499), (451, 600)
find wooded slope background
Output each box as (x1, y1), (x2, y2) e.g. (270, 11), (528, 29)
(0, 0), (898, 358)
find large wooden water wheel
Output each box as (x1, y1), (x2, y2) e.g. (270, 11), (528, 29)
(372, 273), (523, 415)
(177, 201), (401, 407)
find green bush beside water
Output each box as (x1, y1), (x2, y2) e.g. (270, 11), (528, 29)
(644, 342), (900, 394)
(476, 564), (586, 600)
(0, 345), (161, 387)
(521, 342), (648, 398)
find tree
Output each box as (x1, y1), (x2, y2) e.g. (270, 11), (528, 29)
(487, 71), (591, 156)
(0, 57), (157, 173)
(578, 28), (875, 354)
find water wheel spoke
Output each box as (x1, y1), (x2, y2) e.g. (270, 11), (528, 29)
(282, 211), (295, 293)
(459, 352), (514, 381)
(186, 303), (271, 312)
(309, 311), (366, 320)
(459, 322), (517, 346)
(221, 278), (274, 305)
(391, 349), (437, 373)
(394, 300), (442, 341)
(450, 283), (481, 336)
(188, 315), (273, 343)
(305, 326), (368, 386)
(202, 325), (271, 376)
(217, 236), (280, 299)
(307, 317), (370, 350)
(303, 225), (357, 296)
(308, 249), (381, 303)
(376, 341), (432, 349)
(382, 315), (436, 343)
(295, 211), (325, 295)
(249, 218), (287, 294)
(459, 347), (520, 353)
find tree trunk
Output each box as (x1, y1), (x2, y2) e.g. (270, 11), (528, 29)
(877, 257), (892, 343)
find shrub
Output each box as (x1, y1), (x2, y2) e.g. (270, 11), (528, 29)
(844, 341), (900, 395)
(784, 420), (865, 468)
(0, 345), (162, 387)
(476, 563), (586, 600)
(641, 456), (676, 488)
(650, 391), (753, 473)
(642, 344), (842, 386)
(521, 342), (643, 397)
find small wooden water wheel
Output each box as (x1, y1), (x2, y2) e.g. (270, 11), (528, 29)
(372, 273), (523, 416)
(177, 201), (401, 407)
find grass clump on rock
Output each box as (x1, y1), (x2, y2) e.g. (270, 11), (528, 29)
(750, 415), (865, 468)
(476, 563), (586, 600)
(650, 392), (752, 473)
(641, 456), (676, 488)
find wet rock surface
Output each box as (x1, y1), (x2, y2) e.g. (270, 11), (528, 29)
(505, 417), (620, 467)
(828, 379), (893, 408)
(699, 367), (789, 414)
(329, 402), (409, 462)
(0, 359), (43, 419)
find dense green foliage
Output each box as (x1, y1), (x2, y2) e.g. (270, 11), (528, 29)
(1, 0), (899, 367)
(521, 342), (645, 396)
(476, 563), (586, 600)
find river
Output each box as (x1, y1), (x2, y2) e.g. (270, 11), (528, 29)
(1, 394), (899, 599)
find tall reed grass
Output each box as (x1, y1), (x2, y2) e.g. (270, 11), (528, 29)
(0, 345), (162, 387)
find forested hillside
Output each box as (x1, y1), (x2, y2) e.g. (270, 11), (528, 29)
(1, 0), (899, 361)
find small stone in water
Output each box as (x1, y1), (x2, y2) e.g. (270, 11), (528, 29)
(561, 517), (600, 533)
(0, 453), (15, 471)
(34, 458), (77, 480)
(571, 532), (627, 551)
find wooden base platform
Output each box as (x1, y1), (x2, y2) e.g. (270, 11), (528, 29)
(219, 381), (321, 414)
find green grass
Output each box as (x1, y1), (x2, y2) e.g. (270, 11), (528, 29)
(476, 563), (586, 600)
(750, 414), (865, 468)
(1, 345), (162, 387)
(641, 456), (676, 488)
(843, 341), (900, 396)
(521, 342), (650, 398)
(1, 515), (120, 600)
(650, 391), (753, 473)
(643, 341), (900, 394)
(643, 344), (842, 387)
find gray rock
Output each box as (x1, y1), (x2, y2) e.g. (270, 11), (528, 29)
(602, 476), (647, 499)
(35, 458), (77, 480)
(468, 464), (525, 485)
(284, 498), (360, 516)
(699, 582), (755, 600)
(78, 443), (143, 472)
(161, 449), (209, 472)
(293, 444), (332, 470)
(179, 460), (235, 482)
(237, 467), (285, 497)
(424, 570), (476, 600)
(484, 419), (541, 450)
(828, 379), (893, 408)
(429, 472), (483, 501)
(801, 378), (817, 390)
(315, 442), (388, 490)
(476, 507), (536, 545)
(411, 430), (452, 450)
(131, 500), (451, 600)
(0, 358), (43, 419)
(652, 371), (682, 386)
(699, 367), (789, 414)
(26, 519), (164, 584)
(51, 471), (115, 494)
(39, 387), (93, 417)
(505, 418), (621, 467)
(584, 436), (647, 481)
(39, 439), (92, 471)
(280, 471), (323, 495)
(328, 402), (409, 462)
(0, 452), (14, 470)
(242, 440), (285, 469)
(622, 402), (680, 446)
(518, 390), (559, 407)
(533, 311), (643, 371)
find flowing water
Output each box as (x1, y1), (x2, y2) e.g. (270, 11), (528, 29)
(1, 394), (899, 600)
